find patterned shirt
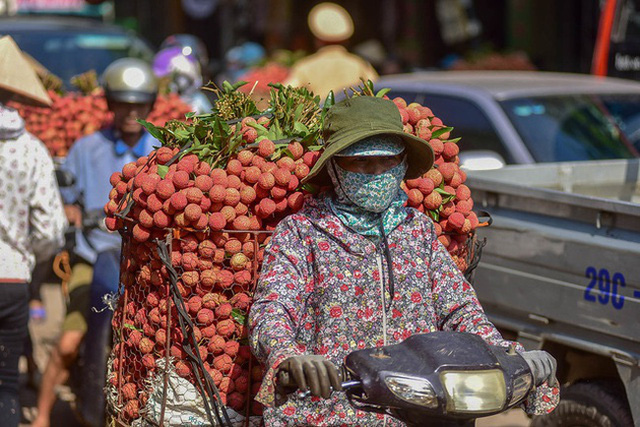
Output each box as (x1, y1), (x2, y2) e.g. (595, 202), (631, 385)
(249, 196), (559, 426)
(0, 105), (67, 282)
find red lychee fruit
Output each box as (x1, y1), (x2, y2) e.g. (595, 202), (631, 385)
(153, 210), (171, 228)
(213, 354), (234, 373)
(237, 150), (254, 166)
(294, 163), (310, 179)
(438, 163), (456, 182)
(227, 175), (242, 190)
(303, 151), (321, 168)
(170, 191), (188, 211)
(172, 170), (191, 189)
(132, 224), (151, 242)
(109, 172), (122, 187)
(407, 189), (424, 206)
(425, 169), (443, 187)
(184, 204), (203, 222)
(287, 141), (304, 160)
(156, 147), (174, 164)
(185, 187), (203, 204)
(138, 337), (154, 354)
(210, 169), (228, 187)
(197, 308), (214, 325)
(226, 159), (243, 177)
(208, 335), (226, 354)
(209, 185), (226, 204)
(423, 192), (443, 211)
(257, 172), (275, 190)
(456, 184), (471, 201)
(155, 180), (176, 200)
(242, 127), (258, 143)
(224, 188), (241, 207)
(258, 139), (275, 158)
(429, 139), (444, 156)
(448, 212), (465, 230)
(122, 163), (137, 180)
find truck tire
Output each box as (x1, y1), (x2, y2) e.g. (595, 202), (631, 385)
(530, 381), (633, 427)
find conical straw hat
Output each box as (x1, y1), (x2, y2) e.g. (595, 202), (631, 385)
(0, 36), (51, 107)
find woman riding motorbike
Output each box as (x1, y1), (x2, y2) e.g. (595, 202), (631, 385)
(248, 96), (560, 426)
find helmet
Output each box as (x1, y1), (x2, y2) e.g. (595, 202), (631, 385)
(152, 47), (202, 95)
(102, 58), (158, 104)
(160, 34), (209, 70)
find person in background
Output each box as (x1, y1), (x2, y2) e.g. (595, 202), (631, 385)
(284, 2), (378, 98)
(153, 46), (213, 114)
(31, 58), (158, 427)
(0, 35), (66, 427)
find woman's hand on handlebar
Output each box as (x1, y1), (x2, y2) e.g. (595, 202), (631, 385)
(64, 205), (82, 228)
(277, 355), (342, 399)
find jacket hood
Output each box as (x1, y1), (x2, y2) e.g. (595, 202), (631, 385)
(0, 103), (25, 140)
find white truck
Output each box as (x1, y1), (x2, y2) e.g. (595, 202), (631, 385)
(466, 159), (640, 427)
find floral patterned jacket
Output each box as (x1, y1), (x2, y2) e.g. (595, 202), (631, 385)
(249, 196), (559, 426)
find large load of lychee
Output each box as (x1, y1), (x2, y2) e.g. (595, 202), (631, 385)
(10, 71), (191, 157)
(103, 81), (482, 425)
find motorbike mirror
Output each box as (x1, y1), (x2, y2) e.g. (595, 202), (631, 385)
(55, 169), (75, 187)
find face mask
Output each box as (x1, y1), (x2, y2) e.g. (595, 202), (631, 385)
(331, 158), (408, 213)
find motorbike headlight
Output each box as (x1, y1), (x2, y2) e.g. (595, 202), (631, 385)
(440, 369), (506, 413)
(384, 374), (438, 408)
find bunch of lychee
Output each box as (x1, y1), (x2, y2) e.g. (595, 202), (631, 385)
(393, 96), (480, 272)
(105, 123), (321, 420)
(109, 230), (263, 420)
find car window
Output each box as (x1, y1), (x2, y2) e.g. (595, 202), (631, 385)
(500, 95), (639, 162)
(389, 91), (513, 162)
(8, 30), (153, 87)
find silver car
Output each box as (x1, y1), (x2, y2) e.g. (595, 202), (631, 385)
(378, 71), (640, 169)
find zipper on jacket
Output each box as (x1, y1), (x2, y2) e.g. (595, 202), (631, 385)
(376, 254), (388, 346)
(376, 252), (389, 427)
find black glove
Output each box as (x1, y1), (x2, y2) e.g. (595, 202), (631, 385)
(522, 350), (557, 386)
(276, 355), (342, 399)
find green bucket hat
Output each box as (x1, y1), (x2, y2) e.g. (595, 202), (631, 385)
(304, 96), (434, 185)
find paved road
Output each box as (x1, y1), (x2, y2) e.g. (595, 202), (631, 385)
(19, 284), (530, 427)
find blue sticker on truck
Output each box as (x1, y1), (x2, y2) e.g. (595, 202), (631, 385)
(584, 267), (625, 310)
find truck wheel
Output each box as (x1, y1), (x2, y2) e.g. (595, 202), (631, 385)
(530, 381), (633, 427)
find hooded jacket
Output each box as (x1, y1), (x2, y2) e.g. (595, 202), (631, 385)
(249, 195), (559, 426)
(0, 104), (66, 282)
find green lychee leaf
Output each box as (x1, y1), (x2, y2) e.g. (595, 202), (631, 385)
(138, 119), (166, 143)
(376, 88), (391, 98)
(157, 165), (169, 179)
(123, 323), (143, 332)
(431, 127), (454, 138)
(434, 188), (454, 197)
(427, 210), (439, 221)
(444, 137), (461, 144)
(231, 308), (246, 325)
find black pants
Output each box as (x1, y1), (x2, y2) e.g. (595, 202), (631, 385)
(0, 283), (29, 427)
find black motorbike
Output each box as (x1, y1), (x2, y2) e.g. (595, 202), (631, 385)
(281, 331), (534, 427)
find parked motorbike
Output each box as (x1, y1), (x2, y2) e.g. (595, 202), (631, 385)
(280, 331), (534, 427)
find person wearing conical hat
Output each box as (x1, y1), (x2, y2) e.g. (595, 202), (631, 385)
(0, 36), (66, 427)
(248, 97), (559, 425)
(284, 2), (378, 98)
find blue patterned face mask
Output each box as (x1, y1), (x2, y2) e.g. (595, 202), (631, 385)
(331, 159), (407, 213)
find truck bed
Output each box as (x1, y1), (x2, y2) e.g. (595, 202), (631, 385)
(465, 160), (640, 359)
